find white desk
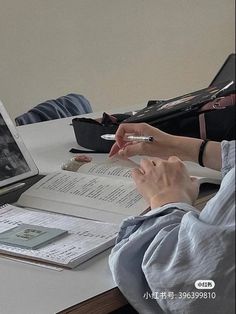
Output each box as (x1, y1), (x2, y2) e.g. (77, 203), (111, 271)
(0, 114), (128, 314)
(18, 114), (109, 175)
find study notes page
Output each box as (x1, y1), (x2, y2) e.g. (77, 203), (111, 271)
(0, 204), (118, 268)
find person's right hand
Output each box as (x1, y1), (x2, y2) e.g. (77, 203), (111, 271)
(109, 123), (179, 160)
(132, 156), (200, 209)
(109, 122), (222, 171)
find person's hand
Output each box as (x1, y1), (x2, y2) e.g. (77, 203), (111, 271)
(109, 123), (181, 160)
(109, 123), (221, 169)
(132, 156), (200, 209)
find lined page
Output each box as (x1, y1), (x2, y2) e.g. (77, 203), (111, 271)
(0, 204), (119, 268)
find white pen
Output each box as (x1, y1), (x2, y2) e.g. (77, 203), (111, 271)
(0, 182), (26, 196)
(101, 134), (154, 142)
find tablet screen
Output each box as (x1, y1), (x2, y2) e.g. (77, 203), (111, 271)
(0, 101), (38, 187)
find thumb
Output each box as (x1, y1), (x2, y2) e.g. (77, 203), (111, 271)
(119, 142), (144, 158)
(109, 142), (134, 158)
(109, 143), (120, 157)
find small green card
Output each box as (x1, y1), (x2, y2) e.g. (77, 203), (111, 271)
(0, 224), (68, 249)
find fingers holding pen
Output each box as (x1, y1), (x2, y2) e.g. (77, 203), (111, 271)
(109, 122), (179, 159)
(114, 123), (152, 147)
(109, 142), (132, 158)
(109, 123), (158, 158)
(109, 141), (147, 158)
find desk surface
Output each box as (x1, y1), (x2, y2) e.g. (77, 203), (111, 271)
(18, 114), (108, 175)
(0, 112), (218, 314)
(0, 249), (126, 314)
(1, 113), (129, 314)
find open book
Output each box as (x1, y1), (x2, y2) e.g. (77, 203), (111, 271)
(0, 204), (118, 268)
(17, 159), (148, 223)
(17, 158), (221, 224)
(184, 161), (221, 185)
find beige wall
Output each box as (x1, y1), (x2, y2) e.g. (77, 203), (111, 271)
(0, 0), (235, 120)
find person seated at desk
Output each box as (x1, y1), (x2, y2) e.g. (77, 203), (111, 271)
(108, 123), (235, 314)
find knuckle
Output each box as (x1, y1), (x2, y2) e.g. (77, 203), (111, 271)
(168, 156), (178, 162)
(168, 156), (184, 167)
(176, 160), (185, 169)
(140, 158), (148, 166)
(159, 160), (166, 167)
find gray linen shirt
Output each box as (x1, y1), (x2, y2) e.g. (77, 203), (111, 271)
(109, 141), (235, 314)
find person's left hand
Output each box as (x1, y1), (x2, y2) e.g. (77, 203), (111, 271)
(132, 156), (200, 209)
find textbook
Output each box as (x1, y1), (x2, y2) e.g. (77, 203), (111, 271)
(16, 158), (221, 224)
(0, 204), (118, 268)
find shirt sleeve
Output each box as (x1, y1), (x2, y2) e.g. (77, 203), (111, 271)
(221, 140), (235, 176)
(109, 141), (235, 314)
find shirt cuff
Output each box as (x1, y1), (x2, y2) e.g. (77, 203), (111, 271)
(144, 202), (200, 217)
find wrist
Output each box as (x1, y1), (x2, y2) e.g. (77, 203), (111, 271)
(172, 136), (202, 162)
(150, 189), (193, 209)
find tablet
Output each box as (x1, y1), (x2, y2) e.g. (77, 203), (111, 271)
(0, 100), (38, 188)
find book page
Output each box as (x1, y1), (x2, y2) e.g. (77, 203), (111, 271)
(18, 171), (148, 217)
(184, 161), (221, 184)
(76, 159), (221, 185)
(0, 204), (119, 268)
(77, 158), (138, 180)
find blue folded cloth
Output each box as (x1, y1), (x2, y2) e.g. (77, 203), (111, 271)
(15, 93), (92, 126)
